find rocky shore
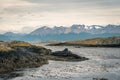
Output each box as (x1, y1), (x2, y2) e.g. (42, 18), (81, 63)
(0, 41), (51, 78)
(0, 41), (88, 79)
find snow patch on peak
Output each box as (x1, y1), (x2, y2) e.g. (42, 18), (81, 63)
(86, 26), (102, 29)
(95, 26), (101, 29)
(87, 26), (93, 29)
(84, 26), (89, 29)
(78, 26), (81, 29)
(42, 26), (49, 29)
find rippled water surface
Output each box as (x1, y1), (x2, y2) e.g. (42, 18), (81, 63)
(5, 44), (120, 80)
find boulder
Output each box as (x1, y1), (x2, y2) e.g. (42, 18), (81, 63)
(50, 48), (89, 61)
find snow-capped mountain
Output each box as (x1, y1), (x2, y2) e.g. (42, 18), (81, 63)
(30, 24), (120, 35)
(0, 24), (120, 41)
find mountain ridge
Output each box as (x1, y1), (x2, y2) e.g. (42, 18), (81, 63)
(0, 24), (120, 41)
(30, 24), (120, 35)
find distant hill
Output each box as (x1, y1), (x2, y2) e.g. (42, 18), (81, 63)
(25, 32), (120, 41)
(0, 34), (10, 41)
(47, 36), (120, 47)
(3, 32), (27, 41)
(68, 36), (120, 45)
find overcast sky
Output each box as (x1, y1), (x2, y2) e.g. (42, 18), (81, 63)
(0, 0), (120, 33)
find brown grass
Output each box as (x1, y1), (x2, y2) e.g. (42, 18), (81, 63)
(10, 41), (32, 47)
(0, 46), (13, 52)
(67, 38), (103, 45)
(67, 37), (119, 45)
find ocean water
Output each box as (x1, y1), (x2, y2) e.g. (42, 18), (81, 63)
(2, 44), (120, 80)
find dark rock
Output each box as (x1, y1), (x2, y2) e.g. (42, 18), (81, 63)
(75, 46), (81, 48)
(50, 48), (89, 61)
(93, 78), (108, 80)
(0, 72), (23, 79)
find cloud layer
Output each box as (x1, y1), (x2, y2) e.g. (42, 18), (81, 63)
(0, 0), (120, 33)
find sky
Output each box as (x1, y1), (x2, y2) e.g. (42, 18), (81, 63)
(0, 0), (120, 33)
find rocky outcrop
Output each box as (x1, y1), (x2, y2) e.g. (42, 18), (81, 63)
(50, 48), (89, 61)
(0, 41), (51, 76)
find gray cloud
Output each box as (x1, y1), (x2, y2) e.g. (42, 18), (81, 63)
(0, 0), (120, 32)
(23, 0), (120, 3)
(23, 0), (120, 7)
(20, 0), (120, 14)
(1, 0), (120, 15)
(0, 17), (3, 19)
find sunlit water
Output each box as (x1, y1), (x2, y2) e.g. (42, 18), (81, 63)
(2, 43), (120, 80)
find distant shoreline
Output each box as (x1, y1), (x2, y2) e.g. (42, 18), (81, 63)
(47, 36), (120, 48)
(47, 43), (120, 48)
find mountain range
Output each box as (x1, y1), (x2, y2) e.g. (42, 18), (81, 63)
(30, 24), (120, 35)
(0, 24), (120, 41)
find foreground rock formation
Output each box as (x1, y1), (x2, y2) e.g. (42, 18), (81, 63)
(0, 41), (88, 78)
(0, 41), (51, 78)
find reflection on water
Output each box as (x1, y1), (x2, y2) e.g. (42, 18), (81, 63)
(6, 43), (120, 80)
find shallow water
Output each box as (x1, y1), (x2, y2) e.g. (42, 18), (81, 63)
(2, 43), (120, 80)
